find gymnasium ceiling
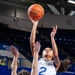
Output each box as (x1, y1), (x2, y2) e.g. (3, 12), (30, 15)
(0, 0), (75, 16)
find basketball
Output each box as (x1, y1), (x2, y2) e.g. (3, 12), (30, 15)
(28, 4), (44, 20)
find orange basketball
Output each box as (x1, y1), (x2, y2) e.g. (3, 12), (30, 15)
(28, 4), (44, 20)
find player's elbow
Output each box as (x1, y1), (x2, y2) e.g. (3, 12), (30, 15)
(53, 49), (59, 57)
(30, 41), (34, 44)
(54, 53), (58, 57)
(32, 65), (38, 70)
(32, 66), (37, 70)
(30, 41), (35, 47)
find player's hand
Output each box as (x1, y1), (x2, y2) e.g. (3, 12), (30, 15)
(50, 25), (57, 38)
(10, 45), (19, 58)
(29, 16), (39, 26)
(33, 41), (41, 53)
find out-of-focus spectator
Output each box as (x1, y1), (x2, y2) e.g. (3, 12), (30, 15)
(0, 58), (5, 66)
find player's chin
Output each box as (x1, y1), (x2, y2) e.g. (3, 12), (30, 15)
(46, 54), (53, 57)
(44, 54), (49, 57)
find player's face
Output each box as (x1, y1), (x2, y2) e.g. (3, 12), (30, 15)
(42, 47), (54, 57)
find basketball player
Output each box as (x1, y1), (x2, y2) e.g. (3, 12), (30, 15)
(10, 45), (30, 75)
(30, 18), (60, 75)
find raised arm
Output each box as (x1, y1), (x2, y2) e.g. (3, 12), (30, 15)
(31, 41), (41, 75)
(50, 25), (60, 71)
(30, 17), (39, 56)
(10, 45), (19, 75)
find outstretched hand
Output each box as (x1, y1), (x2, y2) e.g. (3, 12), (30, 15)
(10, 45), (19, 58)
(29, 16), (39, 26)
(33, 41), (41, 53)
(51, 25), (57, 38)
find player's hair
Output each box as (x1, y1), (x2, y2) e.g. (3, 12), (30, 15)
(58, 58), (70, 72)
(18, 70), (30, 75)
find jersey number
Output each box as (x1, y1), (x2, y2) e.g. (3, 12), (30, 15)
(39, 67), (47, 75)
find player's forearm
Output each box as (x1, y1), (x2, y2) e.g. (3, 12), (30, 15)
(30, 25), (37, 45)
(51, 37), (58, 56)
(51, 37), (60, 70)
(32, 52), (38, 70)
(31, 52), (38, 75)
(11, 56), (18, 73)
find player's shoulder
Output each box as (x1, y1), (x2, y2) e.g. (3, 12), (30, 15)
(38, 57), (44, 61)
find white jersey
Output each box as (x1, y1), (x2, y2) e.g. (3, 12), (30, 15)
(38, 58), (56, 75)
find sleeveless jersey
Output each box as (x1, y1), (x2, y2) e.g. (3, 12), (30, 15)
(38, 58), (56, 75)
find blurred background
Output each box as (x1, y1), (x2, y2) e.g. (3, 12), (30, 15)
(0, 0), (75, 75)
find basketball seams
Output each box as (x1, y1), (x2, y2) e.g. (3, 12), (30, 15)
(30, 9), (44, 15)
(37, 5), (44, 13)
(30, 4), (44, 12)
(30, 14), (40, 17)
(29, 13), (43, 20)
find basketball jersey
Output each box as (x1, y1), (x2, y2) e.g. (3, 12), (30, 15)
(38, 58), (56, 75)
